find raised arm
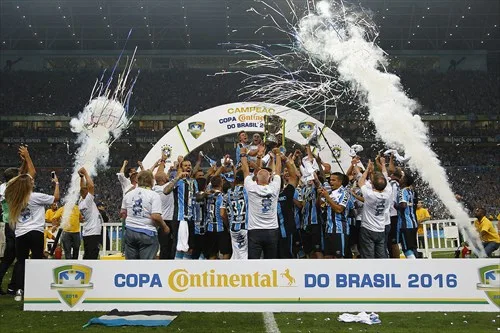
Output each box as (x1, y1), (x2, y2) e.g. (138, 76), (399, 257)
(240, 147), (250, 178)
(192, 152), (203, 176)
(285, 153), (299, 188)
(378, 155), (388, 177)
(273, 148), (282, 177)
(19, 146), (36, 178)
(388, 153), (395, 175)
(52, 172), (60, 202)
(79, 167), (94, 195)
(119, 160), (128, 174)
(358, 160), (373, 188)
(137, 160), (144, 171)
(154, 151), (170, 175)
(315, 154), (326, 181)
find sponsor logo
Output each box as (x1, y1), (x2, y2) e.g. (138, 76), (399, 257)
(187, 121), (205, 139)
(477, 265), (500, 308)
(297, 122), (316, 139)
(50, 265), (93, 307)
(168, 268), (296, 292)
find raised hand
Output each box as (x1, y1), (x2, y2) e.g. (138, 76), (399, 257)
(18, 145), (30, 160)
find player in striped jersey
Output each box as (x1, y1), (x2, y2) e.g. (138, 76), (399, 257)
(277, 153), (299, 258)
(388, 154), (403, 258)
(397, 173), (418, 259)
(300, 180), (323, 258)
(204, 176), (231, 259)
(319, 172), (350, 258)
(292, 186), (305, 258)
(191, 177), (208, 260)
(221, 170), (248, 259)
(164, 159), (198, 260)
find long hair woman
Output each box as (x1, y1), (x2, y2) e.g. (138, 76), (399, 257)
(5, 172), (59, 301)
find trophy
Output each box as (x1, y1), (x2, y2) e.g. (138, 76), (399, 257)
(263, 115), (286, 149)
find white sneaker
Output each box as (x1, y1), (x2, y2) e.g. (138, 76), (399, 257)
(14, 289), (23, 302)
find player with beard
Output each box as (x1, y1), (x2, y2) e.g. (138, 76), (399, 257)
(164, 159), (198, 260)
(277, 153), (299, 258)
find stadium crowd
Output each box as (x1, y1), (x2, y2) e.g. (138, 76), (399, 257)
(0, 70), (498, 116)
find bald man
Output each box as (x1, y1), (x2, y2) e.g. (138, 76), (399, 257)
(241, 147), (282, 259)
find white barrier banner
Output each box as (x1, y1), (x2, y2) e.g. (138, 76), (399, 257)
(24, 259), (499, 312)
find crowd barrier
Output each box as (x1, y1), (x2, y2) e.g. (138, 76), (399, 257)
(43, 219), (499, 259)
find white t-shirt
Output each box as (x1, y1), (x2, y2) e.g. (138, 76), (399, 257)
(78, 193), (103, 236)
(389, 179), (400, 217)
(244, 175), (281, 230)
(15, 192), (55, 237)
(117, 173), (134, 195)
(0, 183), (6, 201)
(360, 184), (392, 233)
(152, 183), (174, 221)
(122, 187), (162, 233)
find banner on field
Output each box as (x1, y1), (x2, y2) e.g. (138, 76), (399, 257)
(24, 259), (499, 312)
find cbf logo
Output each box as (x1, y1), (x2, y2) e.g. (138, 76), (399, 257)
(332, 144), (342, 159)
(188, 121), (205, 139)
(297, 122), (316, 139)
(161, 144), (172, 162)
(50, 265), (93, 307)
(477, 264), (500, 308)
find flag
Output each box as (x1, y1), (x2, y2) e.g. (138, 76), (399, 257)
(83, 309), (179, 328)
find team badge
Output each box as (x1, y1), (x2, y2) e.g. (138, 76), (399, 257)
(297, 122), (316, 139)
(187, 121), (205, 139)
(476, 264), (500, 308)
(50, 264), (94, 307)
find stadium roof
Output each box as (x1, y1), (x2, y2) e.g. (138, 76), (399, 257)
(0, 0), (498, 51)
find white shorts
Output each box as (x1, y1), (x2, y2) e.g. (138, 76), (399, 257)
(177, 220), (189, 252)
(230, 229), (248, 260)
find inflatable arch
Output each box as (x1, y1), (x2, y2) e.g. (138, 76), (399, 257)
(142, 102), (352, 172)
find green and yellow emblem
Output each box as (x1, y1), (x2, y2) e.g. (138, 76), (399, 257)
(297, 121), (316, 139)
(476, 264), (500, 308)
(187, 121), (205, 139)
(50, 265), (93, 307)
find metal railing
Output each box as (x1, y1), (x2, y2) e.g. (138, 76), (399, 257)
(421, 218), (477, 258)
(44, 219), (497, 259)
